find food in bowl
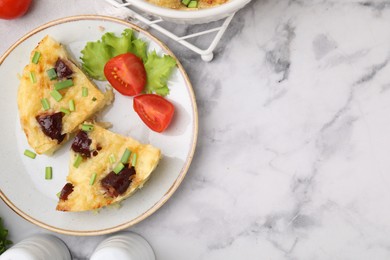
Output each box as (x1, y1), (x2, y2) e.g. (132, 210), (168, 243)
(120, 0), (252, 24)
(146, 0), (228, 9)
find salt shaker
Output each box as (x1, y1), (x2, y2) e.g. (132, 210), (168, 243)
(0, 234), (71, 260)
(90, 231), (155, 260)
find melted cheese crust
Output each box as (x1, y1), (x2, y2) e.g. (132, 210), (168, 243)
(56, 123), (161, 212)
(146, 0), (228, 9)
(18, 36), (113, 154)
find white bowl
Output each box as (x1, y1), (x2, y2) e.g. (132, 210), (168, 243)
(124, 0), (252, 24)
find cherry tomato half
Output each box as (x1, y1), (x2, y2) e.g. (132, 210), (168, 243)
(133, 94), (175, 133)
(104, 53), (146, 96)
(0, 0), (32, 20)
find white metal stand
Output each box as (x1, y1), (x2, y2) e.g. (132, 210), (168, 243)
(105, 0), (235, 61)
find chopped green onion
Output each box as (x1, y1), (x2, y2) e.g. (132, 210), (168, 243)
(131, 153), (137, 167)
(56, 191), (61, 198)
(45, 166), (52, 180)
(113, 163), (125, 174)
(92, 97), (97, 102)
(54, 79), (74, 90)
(24, 149), (36, 159)
(73, 154), (82, 168)
(29, 71), (37, 83)
(32, 51), (41, 64)
(81, 124), (94, 132)
(188, 0), (198, 8)
(181, 0), (191, 5)
(109, 154), (116, 164)
(120, 148), (131, 164)
(41, 98), (50, 111)
(46, 68), (57, 80)
(82, 87), (88, 97)
(90, 173), (97, 185)
(50, 90), (63, 102)
(69, 99), (75, 112)
(60, 108), (70, 115)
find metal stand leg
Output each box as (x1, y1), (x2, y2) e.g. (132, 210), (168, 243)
(105, 0), (235, 62)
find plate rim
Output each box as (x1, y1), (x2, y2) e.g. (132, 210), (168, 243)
(0, 15), (198, 236)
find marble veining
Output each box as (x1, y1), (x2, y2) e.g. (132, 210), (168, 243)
(3, 0), (390, 259)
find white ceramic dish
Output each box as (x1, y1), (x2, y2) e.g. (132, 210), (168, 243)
(121, 0), (252, 24)
(0, 15), (198, 236)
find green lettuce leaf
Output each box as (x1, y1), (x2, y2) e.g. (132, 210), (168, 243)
(80, 41), (112, 81)
(131, 39), (148, 62)
(102, 29), (134, 57)
(144, 51), (177, 96)
(80, 29), (175, 96)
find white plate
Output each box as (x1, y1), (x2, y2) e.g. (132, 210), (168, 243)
(0, 15), (198, 235)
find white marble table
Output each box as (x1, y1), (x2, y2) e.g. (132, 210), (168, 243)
(3, 0), (390, 259)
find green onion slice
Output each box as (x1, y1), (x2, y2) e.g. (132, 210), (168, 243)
(113, 163), (125, 174)
(50, 90), (63, 102)
(188, 0), (198, 7)
(82, 87), (88, 97)
(41, 98), (50, 111)
(81, 124), (94, 132)
(32, 51), (41, 64)
(29, 71), (37, 84)
(73, 154), (83, 168)
(56, 191), (61, 198)
(24, 149), (36, 159)
(69, 99), (75, 112)
(131, 153), (137, 167)
(109, 154), (116, 164)
(60, 108), (70, 115)
(120, 149), (131, 164)
(45, 166), (52, 180)
(54, 79), (74, 90)
(182, 0), (191, 5)
(46, 68), (57, 80)
(90, 173), (97, 185)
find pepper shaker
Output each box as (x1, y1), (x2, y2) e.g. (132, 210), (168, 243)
(90, 231), (155, 260)
(0, 234), (71, 260)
